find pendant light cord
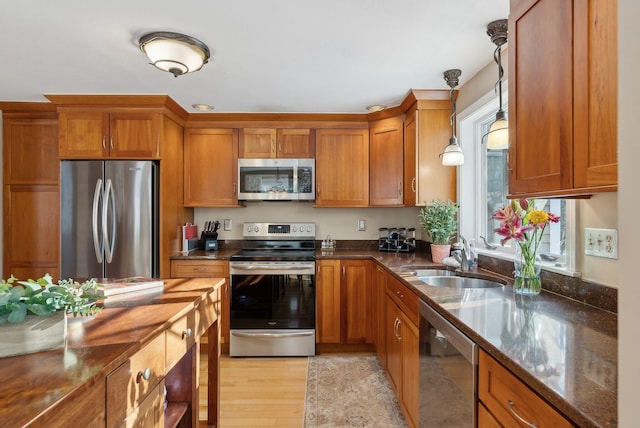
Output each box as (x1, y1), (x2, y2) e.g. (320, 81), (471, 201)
(449, 85), (456, 137)
(494, 44), (504, 112)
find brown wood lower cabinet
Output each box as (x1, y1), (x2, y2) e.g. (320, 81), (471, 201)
(384, 273), (419, 428)
(478, 349), (574, 427)
(315, 259), (373, 346)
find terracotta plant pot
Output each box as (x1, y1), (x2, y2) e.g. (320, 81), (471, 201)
(430, 244), (451, 264)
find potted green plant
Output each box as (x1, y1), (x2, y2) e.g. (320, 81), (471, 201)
(418, 199), (459, 263)
(0, 274), (102, 357)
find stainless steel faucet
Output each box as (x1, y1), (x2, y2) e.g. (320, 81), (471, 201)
(459, 235), (472, 271)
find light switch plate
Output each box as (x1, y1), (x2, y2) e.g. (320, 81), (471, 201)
(584, 228), (618, 259)
(224, 219), (232, 231)
(358, 219), (366, 231)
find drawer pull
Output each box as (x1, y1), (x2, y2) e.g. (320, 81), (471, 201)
(396, 290), (404, 298)
(182, 328), (193, 339)
(193, 267), (207, 271)
(136, 368), (151, 383)
(508, 400), (538, 428)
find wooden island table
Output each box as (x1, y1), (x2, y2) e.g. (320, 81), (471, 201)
(0, 277), (224, 428)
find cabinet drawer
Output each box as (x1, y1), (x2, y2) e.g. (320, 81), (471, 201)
(106, 334), (165, 428)
(121, 380), (165, 428)
(386, 276), (419, 325)
(479, 350), (574, 427)
(166, 311), (197, 371)
(196, 288), (220, 338)
(171, 260), (229, 278)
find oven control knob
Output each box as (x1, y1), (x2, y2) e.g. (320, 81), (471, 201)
(307, 226), (312, 232)
(254, 225), (260, 232)
(246, 225), (252, 233)
(292, 226), (297, 232)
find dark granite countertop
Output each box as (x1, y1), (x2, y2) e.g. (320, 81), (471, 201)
(171, 248), (617, 427)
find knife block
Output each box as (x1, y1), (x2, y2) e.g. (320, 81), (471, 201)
(199, 231), (218, 251)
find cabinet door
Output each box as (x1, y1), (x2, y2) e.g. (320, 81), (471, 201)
(370, 118), (404, 206)
(415, 107), (457, 205)
(509, 0), (574, 195)
(385, 296), (402, 394)
(316, 259), (341, 343)
(239, 128), (276, 158)
(315, 128), (369, 207)
(342, 259), (372, 344)
(403, 110), (417, 206)
(276, 128), (315, 158)
(184, 128), (239, 207)
(109, 112), (160, 158)
(572, 0), (617, 189)
(400, 312), (419, 428)
(59, 111), (109, 158)
(3, 118), (59, 280)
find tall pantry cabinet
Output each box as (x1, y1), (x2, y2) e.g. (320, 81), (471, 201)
(2, 104), (60, 280)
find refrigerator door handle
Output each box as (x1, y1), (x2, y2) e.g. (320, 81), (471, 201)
(92, 179), (104, 263)
(102, 178), (116, 264)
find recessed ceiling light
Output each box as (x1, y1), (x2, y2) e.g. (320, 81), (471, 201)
(366, 104), (386, 112)
(192, 104), (214, 111)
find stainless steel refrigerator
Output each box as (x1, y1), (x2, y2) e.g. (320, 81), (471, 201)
(60, 160), (158, 279)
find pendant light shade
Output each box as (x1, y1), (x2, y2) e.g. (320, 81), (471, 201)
(485, 19), (509, 150)
(139, 31), (210, 77)
(439, 69), (464, 166)
(441, 136), (465, 166)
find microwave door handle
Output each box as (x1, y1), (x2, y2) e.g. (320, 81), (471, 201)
(92, 179), (103, 263)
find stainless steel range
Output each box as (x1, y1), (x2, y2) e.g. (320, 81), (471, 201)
(229, 222), (316, 357)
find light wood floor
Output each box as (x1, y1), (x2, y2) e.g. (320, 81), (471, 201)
(199, 351), (309, 427)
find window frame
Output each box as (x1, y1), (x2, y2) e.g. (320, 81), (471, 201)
(457, 88), (579, 276)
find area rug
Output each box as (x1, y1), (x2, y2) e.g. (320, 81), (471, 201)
(303, 355), (407, 428)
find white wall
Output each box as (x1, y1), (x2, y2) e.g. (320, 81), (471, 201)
(618, 0), (639, 425)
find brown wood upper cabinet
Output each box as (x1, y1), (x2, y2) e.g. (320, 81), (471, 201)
(370, 117), (404, 206)
(403, 101), (457, 206)
(315, 128), (369, 207)
(239, 128), (315, 158)
(184, 128), (240, 207)
(508, 0), (617, 198)
(58, 111), (161, 159)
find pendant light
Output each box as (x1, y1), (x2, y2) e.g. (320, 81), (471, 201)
(485, 19), (509, 150)
(139, 31), (210, 77)
(440, 69), (464, 166)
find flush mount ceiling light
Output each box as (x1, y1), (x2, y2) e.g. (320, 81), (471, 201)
(192, 103), (214, 111)
(139, 31), (210, 77)
(366, 104), (387, 112)
(484, 19), (509, 150)
(440, 69), (464, 166)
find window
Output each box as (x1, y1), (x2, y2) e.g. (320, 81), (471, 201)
(458, 91), (577, 275)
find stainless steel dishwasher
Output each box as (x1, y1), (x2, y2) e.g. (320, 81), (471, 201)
(419, 300), (478, 427)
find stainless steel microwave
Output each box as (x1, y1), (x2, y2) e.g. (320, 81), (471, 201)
(237, 158), (315, 201)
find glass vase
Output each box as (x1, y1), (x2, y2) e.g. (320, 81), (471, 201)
(513, 243), (542, 295)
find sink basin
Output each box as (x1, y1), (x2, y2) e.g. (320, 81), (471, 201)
(417, 275), (503, 289)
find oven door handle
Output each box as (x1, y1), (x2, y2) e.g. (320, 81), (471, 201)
(231, 331), (314, 338)
(231, 265), (314, 271)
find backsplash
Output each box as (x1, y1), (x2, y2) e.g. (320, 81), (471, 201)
(479, 254), (618, 314)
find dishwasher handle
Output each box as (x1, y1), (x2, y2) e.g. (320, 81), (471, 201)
(420, 300), (477, 365)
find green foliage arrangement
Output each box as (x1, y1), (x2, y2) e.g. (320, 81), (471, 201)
(0, 274), (102, 323)
(418, 199), (459, 245)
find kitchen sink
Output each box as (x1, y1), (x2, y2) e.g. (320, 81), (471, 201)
(417, 275), (503, 289)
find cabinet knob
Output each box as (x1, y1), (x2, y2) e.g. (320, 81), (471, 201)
(182, 328), (193, 339)
(137, 368), (152, 383)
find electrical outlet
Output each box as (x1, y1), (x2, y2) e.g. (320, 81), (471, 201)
(584, 228), (618, 259)
(358, 219), (366, 231)
(224, 219), (232, 231)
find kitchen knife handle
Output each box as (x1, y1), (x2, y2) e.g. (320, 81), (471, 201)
(92, 179), (103, 263)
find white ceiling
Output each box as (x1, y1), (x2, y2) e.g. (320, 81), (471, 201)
(1, 0), (508, 113)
